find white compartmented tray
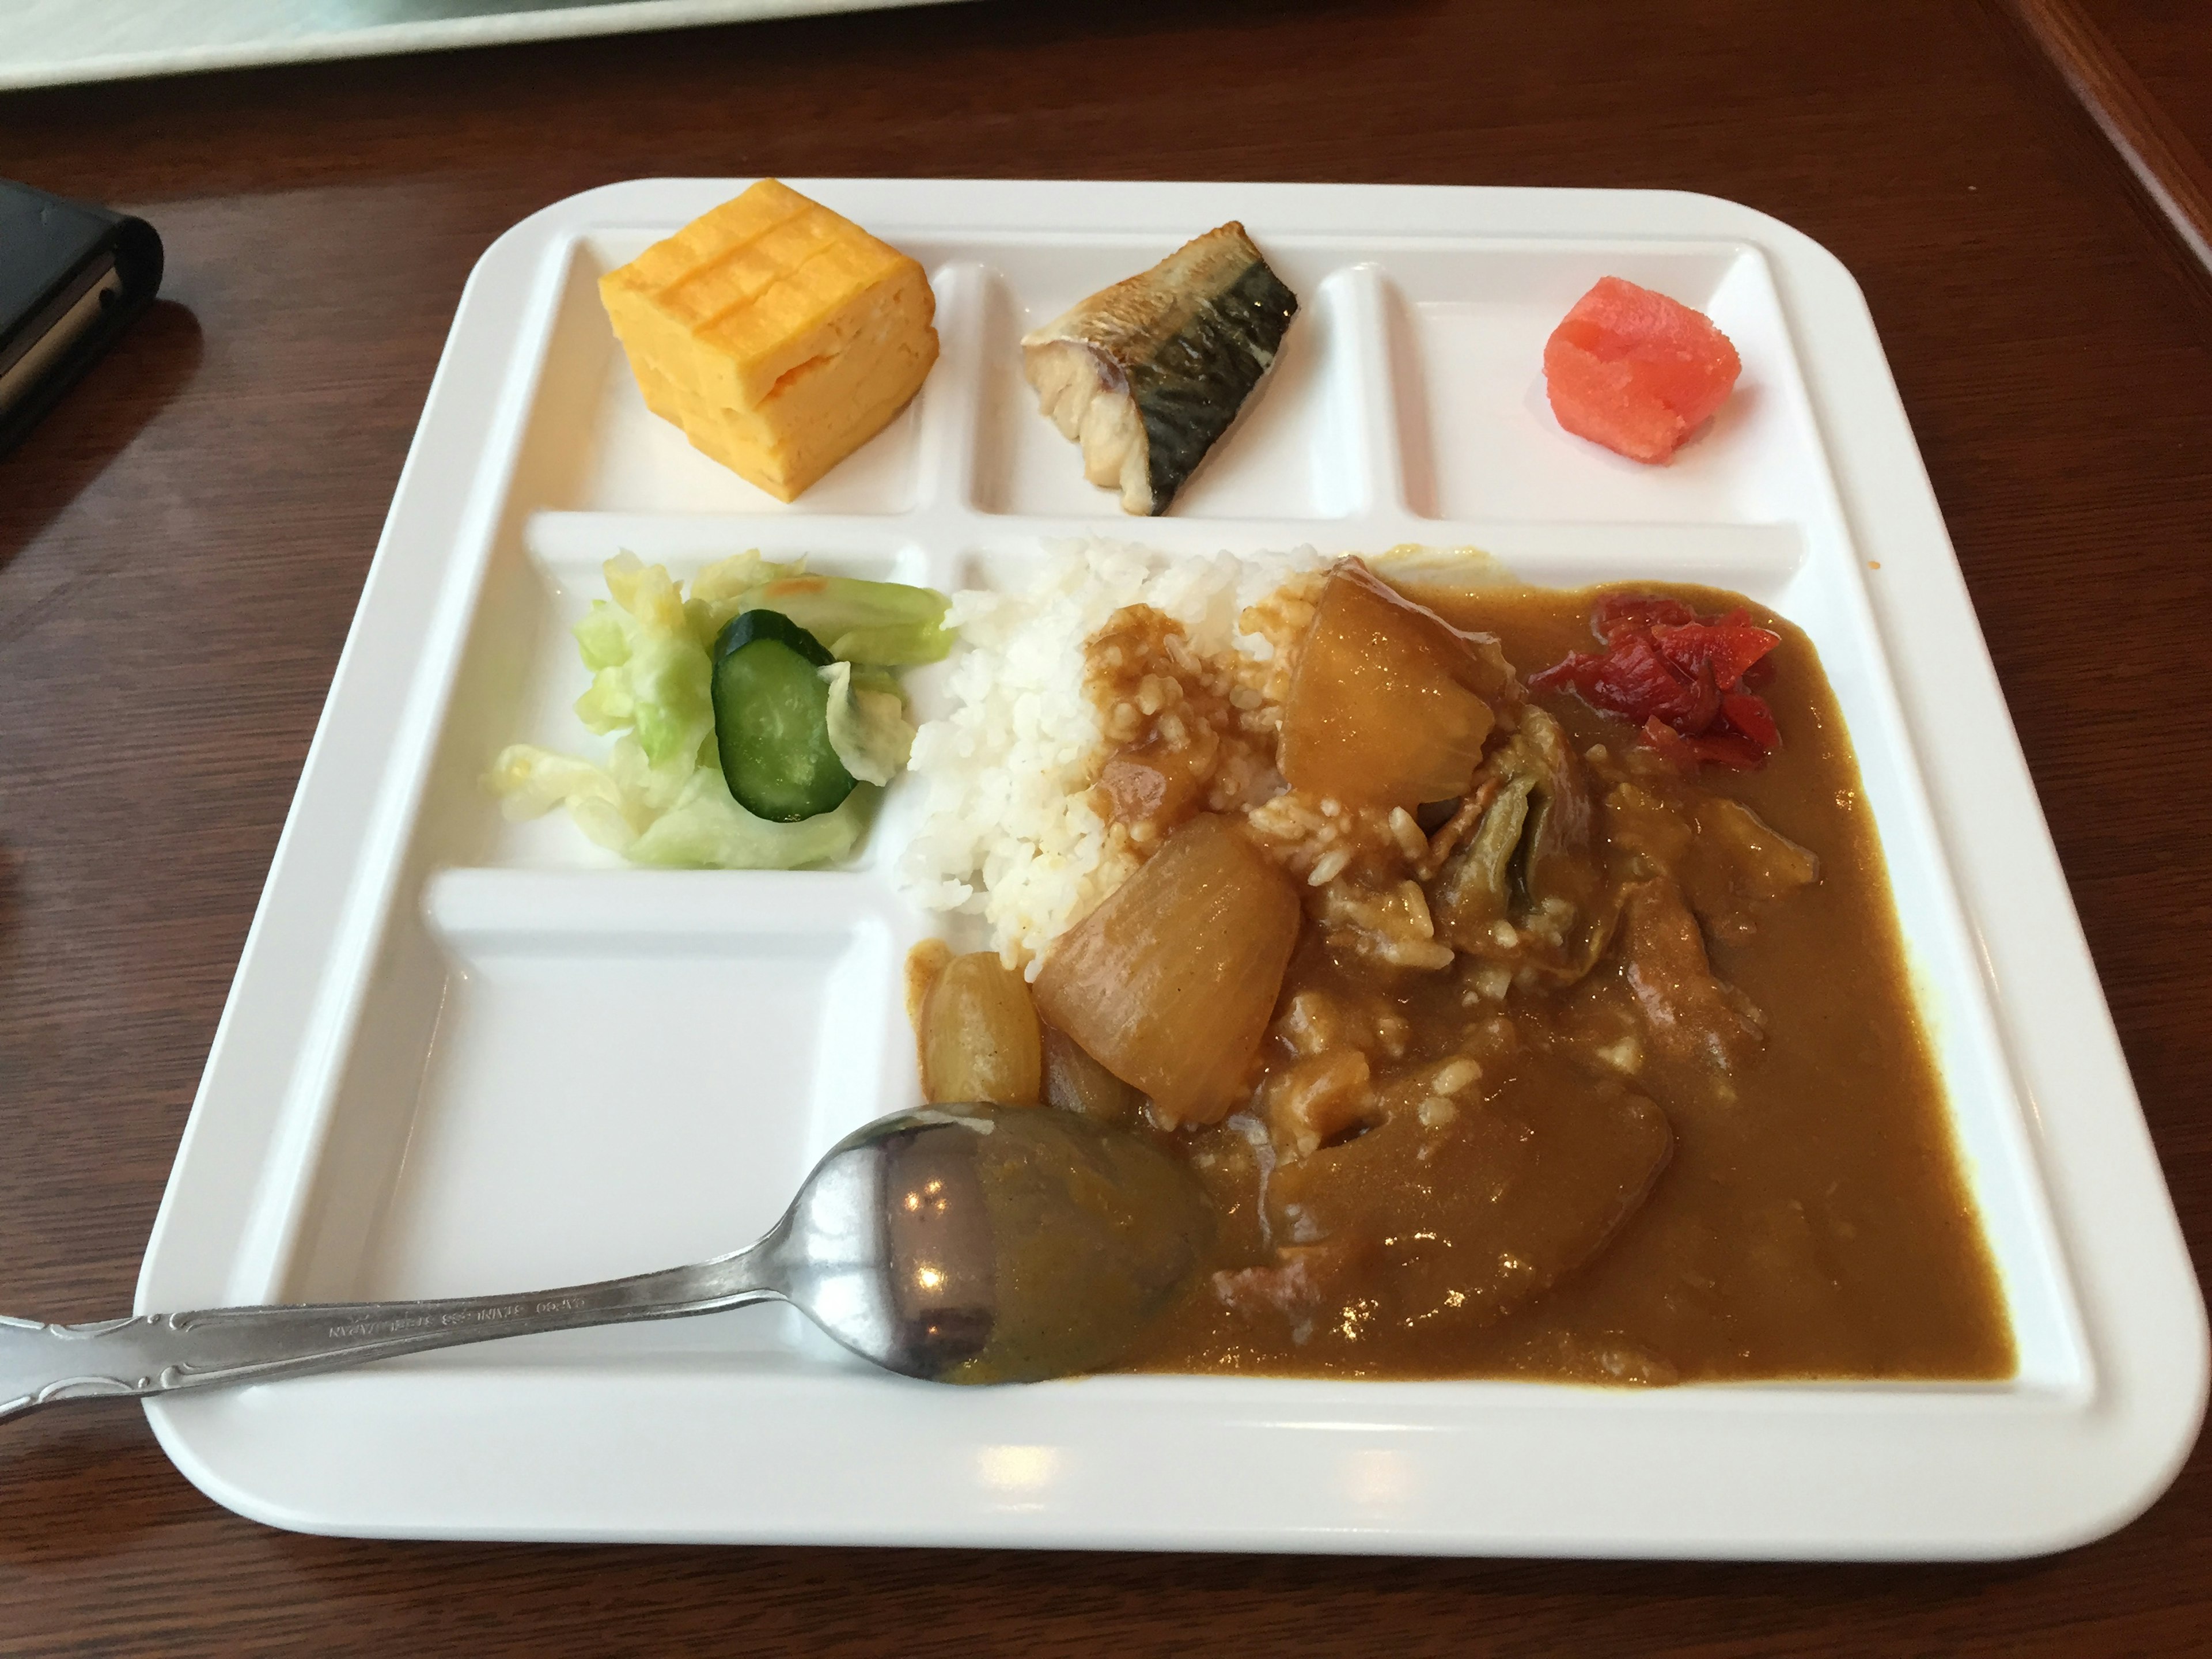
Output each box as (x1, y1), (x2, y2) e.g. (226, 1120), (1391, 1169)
(139, 179), (2207, 1554)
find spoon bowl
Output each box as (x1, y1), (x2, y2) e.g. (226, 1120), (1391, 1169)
(1, 1104), (1213, 1421)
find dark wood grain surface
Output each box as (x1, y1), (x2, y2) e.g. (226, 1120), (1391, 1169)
(2, 1), (2207, 1652)
(2012, 0), (2212, 275)
(2081, 0), (2212, 160)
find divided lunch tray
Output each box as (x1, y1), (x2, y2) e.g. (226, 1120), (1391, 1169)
(139, 179), (2207, 1554)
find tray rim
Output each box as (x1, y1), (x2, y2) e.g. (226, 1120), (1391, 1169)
(135, 177), (2209, 1556)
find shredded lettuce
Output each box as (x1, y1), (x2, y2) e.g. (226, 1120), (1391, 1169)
(486, 551), (935, 869)
(490, 738), (877, 870)
(486, 744), (646, 853)
(571, 554), (714, 802)
(726, 573), (952, 666)
(628, 770), (876, 869)
(684, 549), (806, 653)
(821, 662), (915, 786)
(678, 555), (950, 665)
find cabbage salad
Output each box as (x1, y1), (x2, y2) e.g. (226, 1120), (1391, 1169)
(488, 551), (950, 869)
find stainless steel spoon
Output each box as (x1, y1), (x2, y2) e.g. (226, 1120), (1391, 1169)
(1, 1103), (1214, 1422)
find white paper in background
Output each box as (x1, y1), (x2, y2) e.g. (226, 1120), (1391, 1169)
(0, 0), (969, 90)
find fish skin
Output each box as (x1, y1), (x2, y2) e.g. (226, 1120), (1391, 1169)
(1022, 222), (1300, 515)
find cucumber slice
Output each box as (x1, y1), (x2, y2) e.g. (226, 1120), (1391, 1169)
(710, 610), (857, 823)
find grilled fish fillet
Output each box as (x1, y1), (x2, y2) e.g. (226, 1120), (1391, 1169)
(1021, 222), (1299, 514)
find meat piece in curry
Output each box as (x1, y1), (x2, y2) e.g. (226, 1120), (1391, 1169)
(909, 558), (2014, 1384)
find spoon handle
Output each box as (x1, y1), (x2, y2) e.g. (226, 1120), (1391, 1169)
(0, 1248), (779, 1422)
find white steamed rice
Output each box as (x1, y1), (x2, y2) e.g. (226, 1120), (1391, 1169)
(896, 539), (1322, 971)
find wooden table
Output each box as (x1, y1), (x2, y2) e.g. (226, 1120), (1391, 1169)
(2, 1), (2207, 1651)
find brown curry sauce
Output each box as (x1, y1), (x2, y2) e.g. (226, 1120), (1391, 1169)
(1106, 580), (2016, 1384)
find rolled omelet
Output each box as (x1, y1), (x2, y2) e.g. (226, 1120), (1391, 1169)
(601, 180), (938, 501)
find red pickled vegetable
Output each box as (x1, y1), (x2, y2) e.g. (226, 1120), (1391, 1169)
(1652, 618), (1774, 690)
(1530, 594), (1782, 770)
(1592, 593), (1697, 639)
(1719, 690), (1779, 751)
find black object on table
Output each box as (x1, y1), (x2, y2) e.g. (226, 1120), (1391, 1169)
(0, 177), (162, 455)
